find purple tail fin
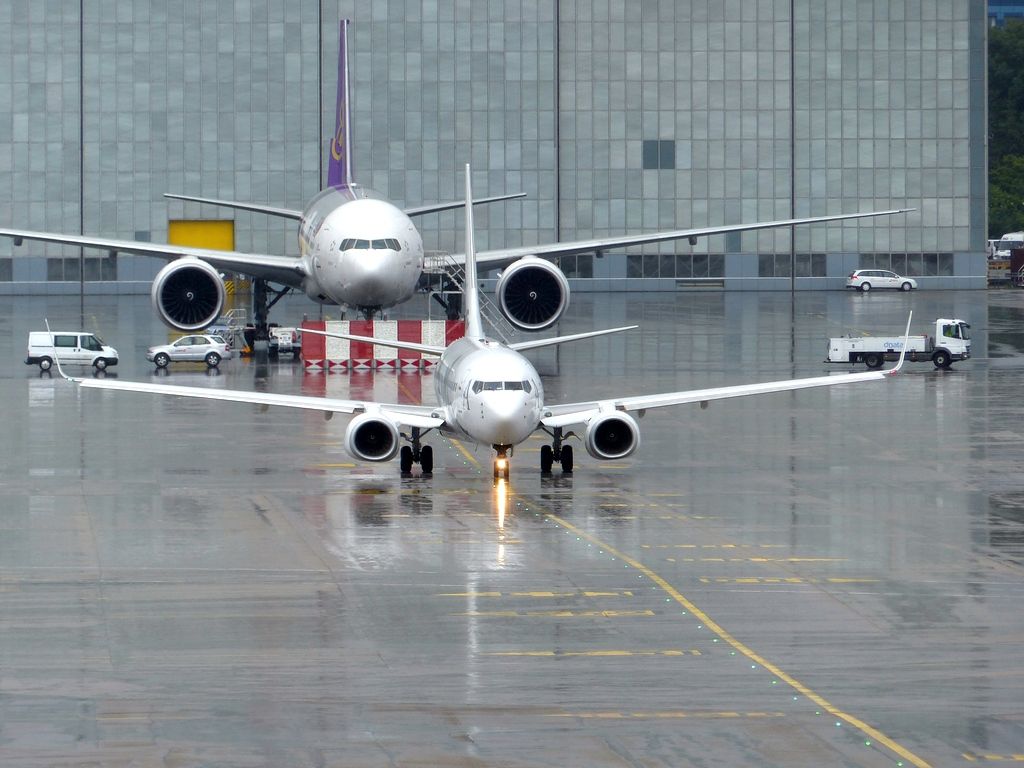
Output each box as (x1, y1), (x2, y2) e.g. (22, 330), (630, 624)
(327, 19), (353, 188)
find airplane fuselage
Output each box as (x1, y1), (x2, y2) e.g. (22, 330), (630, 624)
(298, 184), (424, 312)
(435, 337), (544, 449)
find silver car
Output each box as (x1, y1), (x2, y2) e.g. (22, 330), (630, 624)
(845, 269), (918, 292)
(147, 334), (232, 368)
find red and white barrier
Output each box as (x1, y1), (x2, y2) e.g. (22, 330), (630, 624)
(301, 320), (465, 371)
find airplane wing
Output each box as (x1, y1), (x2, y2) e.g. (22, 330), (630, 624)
(541, 313), (911, 428)
(0, 227), (309, 289)
(428, 208), (915, 271)
(64, 375), (445, 430)
(540, 367), (900, 429)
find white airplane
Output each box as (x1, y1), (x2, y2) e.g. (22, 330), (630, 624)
(54, 165), (910, 480)
(0, 20), (522, 332)
(1, 20), (912, 335)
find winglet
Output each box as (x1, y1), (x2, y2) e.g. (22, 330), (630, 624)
(887, 311), (913, 376)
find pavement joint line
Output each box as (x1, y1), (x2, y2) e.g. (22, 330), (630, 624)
(524, 499), (933, 768)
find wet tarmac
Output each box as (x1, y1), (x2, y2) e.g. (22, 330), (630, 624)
(2, 288), (1023, 767)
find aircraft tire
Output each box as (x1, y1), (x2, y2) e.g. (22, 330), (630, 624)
(420, 446), (433, 475)
(400, 446), (414, 474)
(560, 445), (574, 474)
(540, 445), (553, 473)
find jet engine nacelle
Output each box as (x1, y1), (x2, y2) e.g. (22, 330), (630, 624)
(344, 414), (401, 462)
(584, 412), (640, 460)
(151, 258), (226, 331)
(495, 256), (570, 331)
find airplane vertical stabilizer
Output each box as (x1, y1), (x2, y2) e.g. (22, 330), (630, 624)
(327, 19), (354, 188)
(462, 164), (484, 340)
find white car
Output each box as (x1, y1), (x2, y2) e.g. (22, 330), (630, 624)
(270, 326), (299, 357)
(845, 269), (917, 292)
(147, 334), (232, 369)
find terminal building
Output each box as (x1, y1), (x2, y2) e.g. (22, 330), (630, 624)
(0, 1), (988, 294)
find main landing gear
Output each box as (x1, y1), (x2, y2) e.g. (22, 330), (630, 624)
(400, 427), (434, 475)
(539, 426), (574, 475)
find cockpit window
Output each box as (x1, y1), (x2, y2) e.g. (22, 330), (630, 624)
(341, 238), (402, 251)
(472, 381), (532, 393)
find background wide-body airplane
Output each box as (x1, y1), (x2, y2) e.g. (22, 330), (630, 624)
(1, 20), (912, 336)
(54, 165), (910, 481)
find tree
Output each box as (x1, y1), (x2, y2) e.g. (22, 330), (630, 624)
(989, 22), (1024, 167)
(988, 22), (1024, 235)
(990, 155), (1024, 237)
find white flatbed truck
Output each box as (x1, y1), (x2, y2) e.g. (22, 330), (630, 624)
(826, 318), (970, 369)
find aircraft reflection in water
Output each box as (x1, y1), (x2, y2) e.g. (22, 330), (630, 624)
(55, 165), (911, 482)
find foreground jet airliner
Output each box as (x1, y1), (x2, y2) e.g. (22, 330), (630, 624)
(55, 165), (909, 480)
(2, 20), (911, 335)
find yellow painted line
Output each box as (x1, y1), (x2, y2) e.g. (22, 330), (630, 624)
(548, 710), (784, 720)
(486, 649), (701, 658)
(448, 437), (479, 467)
(537, 508), (933, 768)
(961, 755), (1024, 763)
(316, 462), (357, 468)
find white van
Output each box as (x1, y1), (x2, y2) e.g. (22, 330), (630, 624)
(25, 331), (119, 371)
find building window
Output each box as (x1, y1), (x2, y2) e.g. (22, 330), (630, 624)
(642, 139), (675, 170)
(855, 253), (954, 277)
(46, 255), (117, 281)
(627, 253), (724, 278)
(0, 258), (11, 281)
(557, 253), (593, 278)
(794, 253), (827, 277)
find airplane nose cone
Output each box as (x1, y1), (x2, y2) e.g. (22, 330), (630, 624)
(478, 395), (534, 445)
(339, 251), (395, 304)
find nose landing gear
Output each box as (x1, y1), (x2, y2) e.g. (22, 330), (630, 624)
(493, 446), (511, 481)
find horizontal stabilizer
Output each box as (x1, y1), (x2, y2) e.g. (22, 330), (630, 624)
(164, 193), (303, 220)
(403, 192), (526, 218)
(509, 325), (638, 352)
(296, 326), (445, 356)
